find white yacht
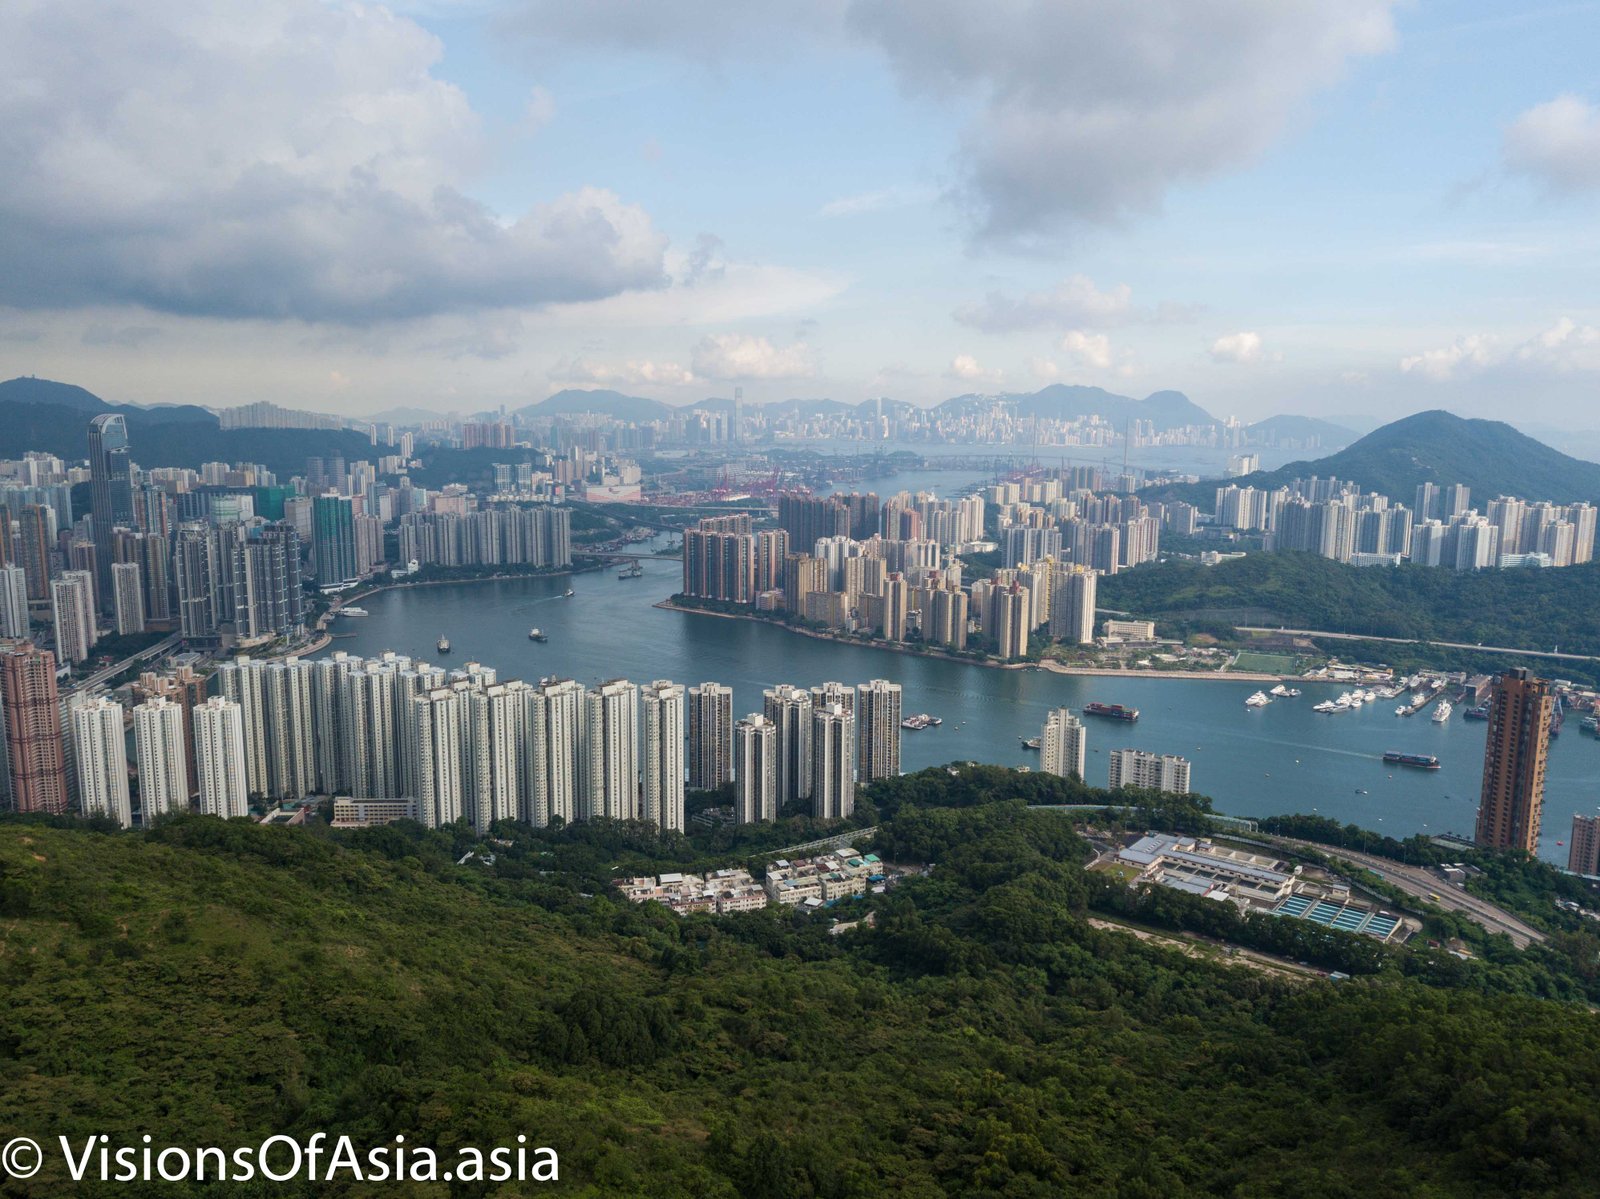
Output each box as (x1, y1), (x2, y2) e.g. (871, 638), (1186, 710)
(1246, 691), (1270, 708)
(1432, 699), (1453, 724)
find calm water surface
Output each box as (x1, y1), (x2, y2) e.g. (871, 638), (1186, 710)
(323, 560), (1598, 865)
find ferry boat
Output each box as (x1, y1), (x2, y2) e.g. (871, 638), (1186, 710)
(1083, 702), (1139, 722)
(1383, 751), (1441, 770)
(1245, 691), (1270, 708)
(1432, 699), (1453, 723)
(436, 636), (451, 654)
(901, 713), (940, 731)
(528, 628), (547, 642)
(337, 607), (369, 617)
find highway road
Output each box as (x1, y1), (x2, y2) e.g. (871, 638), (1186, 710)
(1237, 626), (1598, 664)
(1271, 836), (1547, 949)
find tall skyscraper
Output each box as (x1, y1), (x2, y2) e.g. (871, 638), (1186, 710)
(18, 504), (55, 601)
(312, 494), (359, 586)
(537, 678), (587, 826)
(112, 561), (145, 635)
(1041, 709), (1086, 781)
(734, 713), (778, 825)
(72, 696), (131, 828)
(213, 657), (270, 799)
(1049, 565), (1097, 645)
(1568, 814), (1600, 876)
(585, 679), (639, 821)
(1475, 669), (1553, 852)
(1108, 749), (1191, 795)
(414, 687), (465, 828)
(133, 696), (190, 822)
(763, 684), (813, 805)
(50, 571), (97, 664)
(641, 680), (685, 832)
(87, 413), (135, 594)
(0, 562), (28, 638)
(688, 681), (734, 791)
(0, 646), (66, 813)
(810, 703), (855, 820)
(194, 696), (250, 819)
(994, 580), (1031, 660)
(856, 679), (902, 783)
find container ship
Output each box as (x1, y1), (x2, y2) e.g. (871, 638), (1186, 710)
(1383, 751), (1441, 769)
(1083, 702), (1139, 722)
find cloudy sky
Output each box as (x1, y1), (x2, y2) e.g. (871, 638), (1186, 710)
(2, 0), (1599, 424)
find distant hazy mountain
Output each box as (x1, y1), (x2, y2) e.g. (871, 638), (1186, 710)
(938, 384), (1218, 428)
(522, 389), (676, 422)
(1151, 409), (1600, 506)
(1244, 414), (1356, 446)
(368, 405), (455, 425)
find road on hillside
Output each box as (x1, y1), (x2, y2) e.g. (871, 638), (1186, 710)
(1237, 626), (1598, 664)
(1271, 837), (1547, 949)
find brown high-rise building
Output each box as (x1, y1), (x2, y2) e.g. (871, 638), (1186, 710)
(0, 642), (68, 815)
(1474, 669), (1553, 852)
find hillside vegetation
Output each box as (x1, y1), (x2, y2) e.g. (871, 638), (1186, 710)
(3, 796), (1599, 1196)
(1146, 410), (1600, 508)
(1100, 552), (1600, 657)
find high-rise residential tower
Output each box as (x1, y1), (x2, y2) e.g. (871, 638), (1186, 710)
(585, 679), (639, 821)
(810, 703), (855, 820)
(0, 562), (28, 638)
(133, 696), (190, 822)
(72, 696), (131, 828)
(1475, 669), (1553, 852)
(856, 679), (902, 783)
(687, 681), (734, 791)
(1568, 814), (1600, 876)
(1041, 709), (1087, 781)
(1108, 749), (1191, 795)
(734, 713), (778, 825)
(641, 680), (686, 832)
(112, 561), (145, 635)
(763, 684), (813, 805)
(193, 696), (249, 819)
(50, 570), (97, 664)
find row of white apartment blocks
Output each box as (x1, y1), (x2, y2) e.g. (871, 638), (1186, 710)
(395, 504), (573, 570)
(1034, 707), (1193, 794)
(158, 654), (901, 835)
(995, 491), (1164, 576)
(1215, 478), (1596, 570)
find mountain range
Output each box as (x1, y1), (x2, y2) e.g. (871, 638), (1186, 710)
(1147, 409), (1600, 507)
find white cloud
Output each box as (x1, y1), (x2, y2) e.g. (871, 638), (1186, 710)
(1028, 357), (1060, 382)
(1059, 331), (1114, 370)
(0, 1), (668, 321)
(548, 356), (696, 386)
(691, 333), (817, 380)
(1395, 319), (1600, 382)
(945, 354), (1004, 387)
(523, 85), (557, 131)
(1504, 95), (1600, 192)
(851, 0), (1398, 239)
(1210, 331), (1265, 365)
(817, 185), (936, 218)
(956, 275), (1135, 332)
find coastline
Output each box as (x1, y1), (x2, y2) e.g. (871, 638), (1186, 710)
(656, 599), (1288, 683)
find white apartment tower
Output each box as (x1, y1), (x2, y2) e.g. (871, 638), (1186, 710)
(0, 563), (29, 639)
(194, 696), (250, 819)
(734, 713), (778, 825)
(641, 680), (686, 832)
(51, 570), (97, 665)
(112, 561), (145, 635)
(414, 688), (465, 828)
(73, 696), (131, 828)
(1108, 748), (1192, 795)
(811, 702), (856, 820)
(1040, 708), (1086, 781)
(856, 678), (902, 783)
(763, 684), (813, 805)
(585, 679), (639, 821)
(687, 681), (734, 791)
(133, 696), (190, 822)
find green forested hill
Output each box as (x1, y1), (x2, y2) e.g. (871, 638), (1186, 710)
(3, 808), (1599, 1197)
(1100, 552), (1600, 656)
(1146, 409), (1600, 508)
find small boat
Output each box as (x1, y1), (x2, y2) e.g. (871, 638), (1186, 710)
(618, 562), (644, 579)
(436, 636), (451, 654)
(528, 628), (547, 642)
(1269, 684), (1289, 697)
(1284, 688), (1302, 697)
(337, 607), (369, 617)
(901, 713), (940, 731)
(1020, 736), (1041, 750)
(1245, 691), (1270, 708)
(563, 589), (575, 598)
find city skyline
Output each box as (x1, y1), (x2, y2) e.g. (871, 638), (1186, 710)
(1, 3), (1599, 425)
